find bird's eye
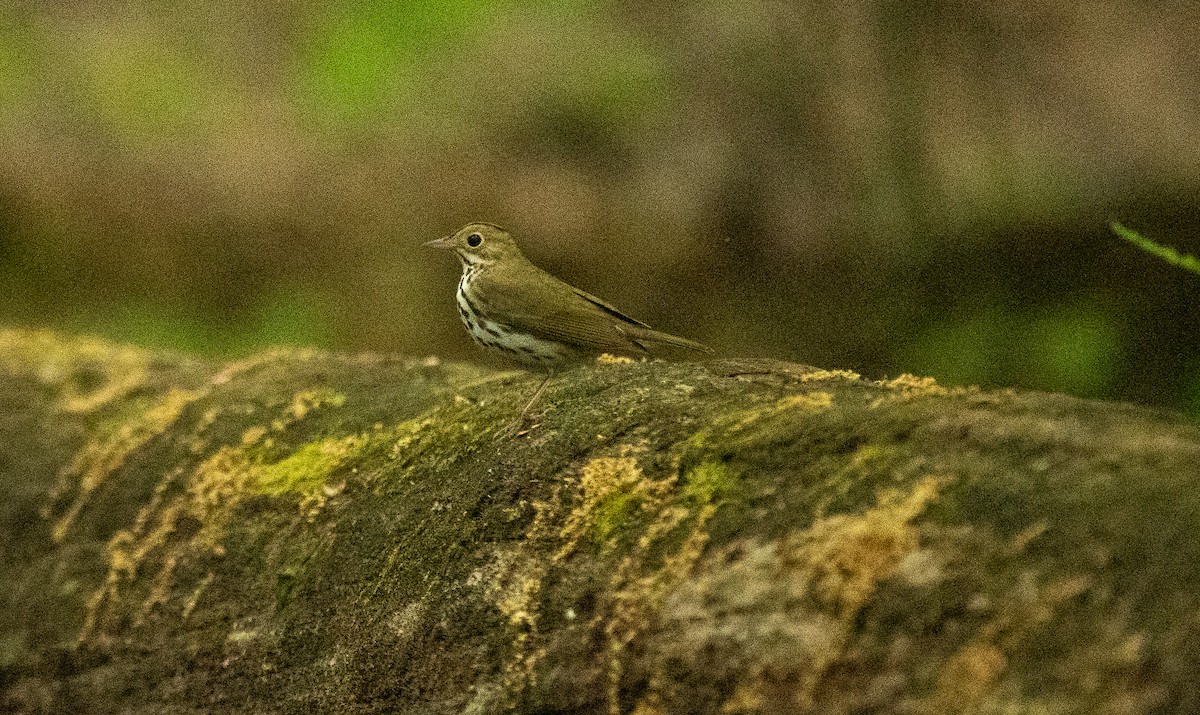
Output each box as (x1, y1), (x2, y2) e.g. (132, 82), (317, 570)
(466, 233), (483, 247)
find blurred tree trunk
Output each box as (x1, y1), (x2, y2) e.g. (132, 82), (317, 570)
(2, 328), (1199, 714)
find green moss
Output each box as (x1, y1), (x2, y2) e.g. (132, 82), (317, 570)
(592, 487), (643, 543)
(835, 444), (898, 476)
(681, 461), (735, 506)
(256, 436), (363, 497)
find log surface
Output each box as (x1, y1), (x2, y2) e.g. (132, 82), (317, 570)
(2, 328), (1199, 714)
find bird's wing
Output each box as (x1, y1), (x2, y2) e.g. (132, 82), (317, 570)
(471, 267), (647, 355)
(568, 286), (651, 328)
(567, 284), (711, 354)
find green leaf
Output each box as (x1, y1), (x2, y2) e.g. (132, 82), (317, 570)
(1112, 222), (1200, 277)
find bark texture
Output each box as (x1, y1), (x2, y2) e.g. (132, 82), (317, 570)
(2, 328), (1199, 714)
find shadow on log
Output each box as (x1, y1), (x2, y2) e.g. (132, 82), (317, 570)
(2, 328), (1199, 713)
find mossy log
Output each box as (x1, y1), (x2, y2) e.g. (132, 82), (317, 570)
(3, 328), (1200, 714)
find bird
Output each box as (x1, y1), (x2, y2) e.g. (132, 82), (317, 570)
(424, 222), (712, 366)
(425, 222), (712, 428)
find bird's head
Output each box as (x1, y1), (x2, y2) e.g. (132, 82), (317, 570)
(424, 223), (525, 268)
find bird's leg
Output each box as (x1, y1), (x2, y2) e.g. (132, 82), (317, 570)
(505, 369), (553, 436)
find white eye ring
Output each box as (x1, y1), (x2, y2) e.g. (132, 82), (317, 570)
(467, 233), (483, 247)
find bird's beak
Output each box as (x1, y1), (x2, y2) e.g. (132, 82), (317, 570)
(423, 235), (455, 249)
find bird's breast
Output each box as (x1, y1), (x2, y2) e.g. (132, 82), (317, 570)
(456, 271), (572, 365)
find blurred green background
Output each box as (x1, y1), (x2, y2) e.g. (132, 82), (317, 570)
(2, 1), (1199, 413)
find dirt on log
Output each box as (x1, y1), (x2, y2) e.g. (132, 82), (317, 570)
(2, 327), (1199, 714)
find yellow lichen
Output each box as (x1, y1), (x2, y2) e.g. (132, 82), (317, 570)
(811, 444), (915, 520)
(630, 695), (669, 715)
(51, 388), (204, 543)
(784, 475), (944, 706)
(388, 416), (437, 461)
(272, 388), (346, 430)
(799, 368), (862, 383)
(738, 391), (835, 425)
(11, 335), (360, 644)
(185, 444), (261, 548)
(636, 475), (948, 713)
(475, 447), (724, 714)
(903, 567), (1151, 714)
(883, 374), (949, 396)
(722, 678), (767, 714)
(484, 548), (545, 633)
(797, 475), (942, 618)
(553, 450), (722, 715)
(386, 600), (428, 644)
(870, 373), (977, 407)
(606, 503), (714, 715)
(0, 328), (155, 413)
(557, 450), (672, 559)
(469, 490), (562, 700)
(291, 389), (346, 420)
(207, 348), (308, 386)
(240, 425), (268, 446)
(484, 548), (548, 691)
(928, 643), (1008, 712)
(77, 386), (360, 644)
(682, 390), (837, 457)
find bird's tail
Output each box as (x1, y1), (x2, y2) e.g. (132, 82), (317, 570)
(628, 326), (714, 355)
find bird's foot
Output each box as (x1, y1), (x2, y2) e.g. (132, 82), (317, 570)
(498, 372), (553, 438)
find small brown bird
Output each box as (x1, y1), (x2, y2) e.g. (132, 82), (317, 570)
(425, 222), (712, 366)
